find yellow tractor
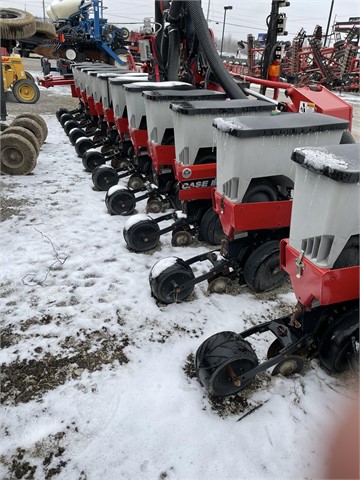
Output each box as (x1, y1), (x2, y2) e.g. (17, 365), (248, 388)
(2, 53), (40, 104)
(0, 8), (46, 104)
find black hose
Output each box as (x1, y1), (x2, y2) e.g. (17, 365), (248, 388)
(161, 26), (169, 71)
(167, 26), (180, 80)
(186, 1), (247, 99)
(168, 0), (183, 22)
(164, 0), (184, 81)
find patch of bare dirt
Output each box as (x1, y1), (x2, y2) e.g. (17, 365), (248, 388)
(1, 328), (131, 405)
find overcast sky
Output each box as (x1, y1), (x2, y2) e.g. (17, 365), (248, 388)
(7, 0), (359, 41)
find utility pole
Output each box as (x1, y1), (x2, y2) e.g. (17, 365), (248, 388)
(42, 0), (46, 21)
(325, 0), (335, 47)
(206, 0), (211, 23)
(220, 5), (232, 58)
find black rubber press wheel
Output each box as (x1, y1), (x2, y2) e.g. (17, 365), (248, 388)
(124, 217), (160, 252)
(75, 137), (95, 157)
(105, 188), (136, 215)
(92, 166), (119, 191)
(82, 150), (105, 172)
(195, 331), (259, 397)
(149, 257), (195, 304)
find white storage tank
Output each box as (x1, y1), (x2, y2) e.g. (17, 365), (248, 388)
(46, 0), (82, 21)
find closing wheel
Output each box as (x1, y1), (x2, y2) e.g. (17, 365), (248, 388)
(1, 126), (40, 155)
(171, 230), (193, 247)
(75, 137), (95, 157)
(318, 307), (359, 373)
(208, 276), (232, 294)
(111, 157), (130, 170)
(195, 331), (259, 397)
(82, 150), (105, 172)
(12, 79), (40, 104)
(92, 166), (119, 191)
(0, 133), (37, 175)
(124, 217), (160, 252)
(14, 113), (48, 142)
(127, 174), (144, 190)
(101, 144), (113, 155)
(243, 240), (288, 293)
(271, 356), (304, 376)
(149, 257), (195, 304)
(105, 188), (136, 215)
(146, 196), (163, 214)
(199, 208), (224, 245)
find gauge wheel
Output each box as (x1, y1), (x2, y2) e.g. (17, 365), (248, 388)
(92, 166), (119, 191)
(208, 276), (232, 294)
(11, 117), (44, 145)
(169, 182), (182, 210)
(199, 207), (224, 245)
(149, 257), (195, 304)
(105, 188), (136, 215)
(171, 230), (193, 247)
(0, 133), (37, 175)
(195, 331), (259, 397)
(82, 150), (105, 172)
(12, 79), (40, 104)
(243, 240), (288, 293)
(1, 126), (40, 155)
(242, 179), (278, 203)
(318, 307), (359, 373)
(14, 113), (48, 142)
(127, 174), (144, 190)
(124, 218), (160, 252)
(75, 137), (95, 157)
(69, 128), (87, 146)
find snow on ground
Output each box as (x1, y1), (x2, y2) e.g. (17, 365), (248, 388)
(0, 93), (358, 479)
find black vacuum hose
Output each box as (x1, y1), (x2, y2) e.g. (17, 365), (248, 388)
(167, 26), (181, 80)
(187, 1), (247, 99)
(164, 0), (184, 81)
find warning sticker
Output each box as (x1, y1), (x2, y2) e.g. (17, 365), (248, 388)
(299, 101), (316, 113)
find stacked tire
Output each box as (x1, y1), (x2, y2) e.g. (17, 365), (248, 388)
(0, 113), (48, 175)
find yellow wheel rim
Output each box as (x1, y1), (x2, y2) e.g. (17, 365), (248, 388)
(18, 85), (36, 101)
